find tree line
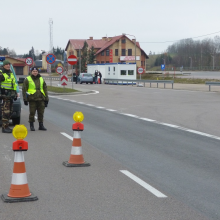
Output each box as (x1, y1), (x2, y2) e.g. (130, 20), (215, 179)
(152, 35), (220, 69)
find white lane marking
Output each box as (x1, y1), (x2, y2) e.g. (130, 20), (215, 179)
(61, 132), (73, 141)
(159, 123), (179, 128)
(139, 117), (156, 122)
(106, 109), (117, 112)
(53, 97), (220, 141)
(78, 102), (85, 104)
(96, 106), (105, 109)
(120, 170), (167, 198)
(121, 113), (139, 118)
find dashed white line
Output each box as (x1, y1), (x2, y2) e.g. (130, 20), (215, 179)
(120, 170), (167, 198)
(61, 132), (73, 141)
(53, 97), (220, 141)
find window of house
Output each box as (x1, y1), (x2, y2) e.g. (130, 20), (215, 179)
(128, 49), (132, 56)
(77, 50), (79, 57)
(115, 49), (118, 56)
(141, 61), (143, 66)
(101, 51), (104, 56)
(106, 61), (109, 63)
(128, 70), (134, 75)
(96, 61), (100, 64)
(121, 39), (126, 43)
(106, 49), (109, 56)
(121, 49), (126, 56)
(121, 70), (126, 75)
(101, 61), (104, 63)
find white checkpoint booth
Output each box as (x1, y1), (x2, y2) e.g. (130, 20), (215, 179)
(87, 63), (137, 81)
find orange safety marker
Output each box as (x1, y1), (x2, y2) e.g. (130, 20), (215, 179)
(1, 125), (38, 203)
(63, 112), (90, 167)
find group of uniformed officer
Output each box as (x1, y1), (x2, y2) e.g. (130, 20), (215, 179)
(0, 60), (49, 133)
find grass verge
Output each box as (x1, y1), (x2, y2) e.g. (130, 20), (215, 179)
(139, 74), (220, 84)
(19, 84), (79, 93)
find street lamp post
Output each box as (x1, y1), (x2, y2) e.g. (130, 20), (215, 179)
(211, 55), (214, 70)
(124, 33), (136, 74)
(189, 57), (192, 70)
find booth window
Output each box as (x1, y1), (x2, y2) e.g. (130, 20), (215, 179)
(113, 67), (115, 71)
(128, 70), (134, 75)
(128, 49), (132, 56)
(115, 49), (118, 56)
(108, 67), (110, 71)
(101, 51), (104, 56)
(121, 70), (126, 75)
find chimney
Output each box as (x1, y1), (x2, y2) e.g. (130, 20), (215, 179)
(132, 39), (136, 42)
(89, 37), (93, 40)
(102, 37), (107, 41)
(107, 37), (112, 41)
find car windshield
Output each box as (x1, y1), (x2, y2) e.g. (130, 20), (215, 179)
(82, 73), (92, 77)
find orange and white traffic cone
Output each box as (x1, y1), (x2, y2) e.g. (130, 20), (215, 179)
(63, 130), (90, 167)
(63, 118), (90, 167)
(1, 125), (38, 203)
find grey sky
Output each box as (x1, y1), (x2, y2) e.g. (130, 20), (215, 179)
(1, 0), (220, 56)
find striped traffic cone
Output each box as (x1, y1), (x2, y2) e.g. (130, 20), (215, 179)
(63, 130), (90, 167)
(1, 151), (38, 203)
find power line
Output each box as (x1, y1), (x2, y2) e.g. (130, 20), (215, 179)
(140, 30), (220, 43)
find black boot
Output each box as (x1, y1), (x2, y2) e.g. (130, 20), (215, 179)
(2, 126), (12, 133)
(30, 122), (35, 131)
(39, 122), (47, 131)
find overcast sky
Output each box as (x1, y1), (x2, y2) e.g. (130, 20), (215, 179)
(1, 0), (220, 56)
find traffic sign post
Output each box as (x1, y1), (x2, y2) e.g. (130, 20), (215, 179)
(25, 57), (33, 75)
(46, 54), (56, 86)
(61, 75), (68, 92)
(137, 67), (144, 80)
(68, 55), (78, 89)
(56, 66), (64, 86)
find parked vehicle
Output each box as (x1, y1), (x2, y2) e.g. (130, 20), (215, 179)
(77, 73), (93, 84)
(0, 57), (21, 125)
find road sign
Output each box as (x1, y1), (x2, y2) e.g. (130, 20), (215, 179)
(61, 75), (68, 86)
(161, 64), (165, 70)
(67, 55), (77, 65)
(56, 66), (63, 74)
(137, 67), (144, 74)
(46, 54), (56, 64)
(25, 57), (33, 66)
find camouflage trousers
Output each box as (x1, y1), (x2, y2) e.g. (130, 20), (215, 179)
(29, 101), (45, 123)
(1, 99), (13, 128)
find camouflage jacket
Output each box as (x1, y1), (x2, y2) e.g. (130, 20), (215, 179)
(0, 68), (17, 99)
(22, 74), (49, 102)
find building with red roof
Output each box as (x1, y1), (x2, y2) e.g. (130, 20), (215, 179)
(65, 34), (148, 70)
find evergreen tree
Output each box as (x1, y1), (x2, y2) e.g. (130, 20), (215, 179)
(81, 41), (88, 72)
(88, 45), (95, 64)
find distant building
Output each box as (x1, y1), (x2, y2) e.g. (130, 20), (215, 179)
(0, 56), (29, 75)
(65, 34), (148, 70)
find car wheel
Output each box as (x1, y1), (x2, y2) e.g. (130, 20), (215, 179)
(90, 82), (93, 84)
(12, 117), (20, 125)
(80, 81), (82, 84)
(86, 82), (88, 84)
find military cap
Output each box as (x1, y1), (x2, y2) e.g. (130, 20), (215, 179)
(3, 60), (10, 66)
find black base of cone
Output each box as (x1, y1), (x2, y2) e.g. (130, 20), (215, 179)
(62, 161), (90, 167)
(1, 192), (38, 203)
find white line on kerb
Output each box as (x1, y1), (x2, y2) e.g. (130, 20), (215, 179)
(120, 170), (167, 198)
(61, 132), (73, 141)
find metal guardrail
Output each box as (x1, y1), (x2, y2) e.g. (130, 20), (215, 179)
(205, 81), (220, 91)
(42, 76), (72, 82)
(104, 78), (174, 89)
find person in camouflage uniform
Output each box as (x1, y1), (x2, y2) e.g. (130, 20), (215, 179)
(0, 60), (18, 133)
(22, 67), (49, 131)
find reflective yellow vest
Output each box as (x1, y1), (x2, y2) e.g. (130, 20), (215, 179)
(27, 76), (46, 96)
(0, 71), (17, 90)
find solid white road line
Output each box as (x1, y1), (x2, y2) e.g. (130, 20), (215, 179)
(61, 132), (73, 141)
(96, 106), (105, 109)
(106, 109), (117, 112)
(120, 170), (167, 198)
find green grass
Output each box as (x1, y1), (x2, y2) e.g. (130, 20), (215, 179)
(139, 74), (220, 84)
(19, 84), (79, 93)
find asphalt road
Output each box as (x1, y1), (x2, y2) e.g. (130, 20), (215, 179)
(1, 84), (220, 219)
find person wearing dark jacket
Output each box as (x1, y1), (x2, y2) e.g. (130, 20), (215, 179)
(98, 71), (102, 84)
(22, 67), (49, 131)
(0, 60), (18, 133)
(94, 70), (98, 84)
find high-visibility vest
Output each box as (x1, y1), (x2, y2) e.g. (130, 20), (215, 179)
(26, 76), (46, 96)
(0, 71), (17, 90)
